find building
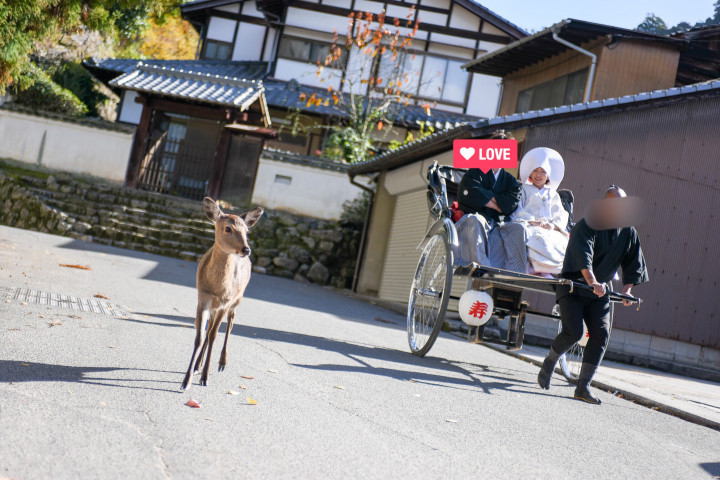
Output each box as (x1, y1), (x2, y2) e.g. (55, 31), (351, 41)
(463, 18), (720, 117)
(348, 80), (720, 377)
(85, 0), (526, 215)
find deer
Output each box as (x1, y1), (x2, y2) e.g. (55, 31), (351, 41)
(180, 197), (264, 390)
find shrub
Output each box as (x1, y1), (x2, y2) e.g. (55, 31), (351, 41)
(11, 62), (88, 117)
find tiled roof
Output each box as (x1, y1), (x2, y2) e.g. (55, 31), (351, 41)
(263, 79), (480, 130)
(108, 62), (264, 110)
(85, 58), (269, 80)
(86, 58), (481, 129)
(347, 79), (720, 175)
(260, 148), (350, 172)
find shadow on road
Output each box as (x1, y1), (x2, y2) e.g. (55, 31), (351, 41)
(0, 360), (182, 393)
(134, 312), (551, 397)
(700, 463), (720, 476)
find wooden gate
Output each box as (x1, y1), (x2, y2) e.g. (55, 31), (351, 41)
(137, 112), (222, 200)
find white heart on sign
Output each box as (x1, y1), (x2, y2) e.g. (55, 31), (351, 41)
(459, 147), (475, 161)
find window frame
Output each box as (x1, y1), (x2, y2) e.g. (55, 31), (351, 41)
(277, 36), (349, 68)
(373, 49), (472, 108)
(202, 39), (233, 61)
(515, 68), (589, 113)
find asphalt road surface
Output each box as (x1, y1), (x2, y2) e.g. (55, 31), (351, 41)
(1, 226), (719, 479)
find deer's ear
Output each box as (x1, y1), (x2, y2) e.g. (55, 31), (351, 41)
(203, 197), (223, 222)
(242, 207), (264, 228)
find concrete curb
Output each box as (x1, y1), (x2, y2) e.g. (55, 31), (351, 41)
(483, 342), (720, 433)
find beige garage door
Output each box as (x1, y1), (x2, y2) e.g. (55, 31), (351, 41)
(378, 189), (431, 303)
(378, 188), (469, 309)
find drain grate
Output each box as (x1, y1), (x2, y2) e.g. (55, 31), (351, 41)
(1, 286), (130, 318)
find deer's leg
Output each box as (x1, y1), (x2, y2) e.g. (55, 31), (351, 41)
(200, 309), (226, 386)
(194, 333), (210, 374)
(219, 309), (236, 371)
(181, 304), (211, 390)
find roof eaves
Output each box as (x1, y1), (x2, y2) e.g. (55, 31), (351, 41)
(349, 79), (720, 176)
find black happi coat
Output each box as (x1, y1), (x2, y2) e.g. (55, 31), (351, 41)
(558, 218), (649, 299)
(457, 168), (522, 223)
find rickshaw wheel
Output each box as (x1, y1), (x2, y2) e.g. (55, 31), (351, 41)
(407, 233), (453, 356)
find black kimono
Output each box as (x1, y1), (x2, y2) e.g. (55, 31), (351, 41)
(457, 169), (522, 223)
(552, 218), (649, 366)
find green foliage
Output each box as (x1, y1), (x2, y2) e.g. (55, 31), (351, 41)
(340, 190), (372, 227)
(11, 63), (88, 117)
(387, 121), (435, 151)
(636, 13), (669, 34)
(637, 4), (720, 35)
(0, 0), (181, 94)
(49, 62), (108, 117)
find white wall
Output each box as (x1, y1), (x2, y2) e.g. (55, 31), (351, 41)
(0, 109), (134, 183)
(118, 90), (142, 125)
(207, 16), (237, 43)
(232, 22), (265, 61)
(251, 158), (369, 220)
(466, 73), (502, 118)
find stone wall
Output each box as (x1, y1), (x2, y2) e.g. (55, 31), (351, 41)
(0, 167), (361, 289)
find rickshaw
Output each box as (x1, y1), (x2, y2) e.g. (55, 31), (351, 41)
(407, 162), (641, 382)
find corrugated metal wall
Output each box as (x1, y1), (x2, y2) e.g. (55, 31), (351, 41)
(524, 96), (720, 348)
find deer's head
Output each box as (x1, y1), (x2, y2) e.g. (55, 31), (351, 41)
(204, 197), (264, 257)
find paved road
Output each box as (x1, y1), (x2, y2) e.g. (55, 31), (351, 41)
(1, 226), (719, 479)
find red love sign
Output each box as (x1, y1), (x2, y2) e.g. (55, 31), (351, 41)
(453, 139), (518, 173)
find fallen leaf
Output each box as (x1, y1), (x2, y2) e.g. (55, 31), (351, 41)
(241, 375), (254, 380)
(21, 302), (28, 306)
(228, 390), (240, 396)
(237, 384), (248, 390)
(185, 399), (201, 408)
(8, 328), (20, 331)
(60, 264), (91, 270)
(5, 300), (10, 303)
(67, 389), (73, 395)
(39, 315), (44, 318)
(67, 314), (81, 319)
(333, 385), (345, 390)
(268, 369), (278, 374)
(445, 419), (459, 423)
(99, 402), (106, 406)
(95, 293), (109, 299)
(205, 417), (214, 421)
(49, 320), (63, 327)
(246, 398), (258, 405)
(21, 363), (31, 367)
(108, 345), (117, 349)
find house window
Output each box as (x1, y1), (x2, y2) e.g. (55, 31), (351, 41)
(377, 51), (470, 106)
(516, 69), (588, 113)
(277, 37), (348, 66)
(203, 40), (232, 61)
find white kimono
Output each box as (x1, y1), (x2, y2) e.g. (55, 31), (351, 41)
(510, 184), (569, 274)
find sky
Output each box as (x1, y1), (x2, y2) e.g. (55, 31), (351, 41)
(477, 0), (717, 33)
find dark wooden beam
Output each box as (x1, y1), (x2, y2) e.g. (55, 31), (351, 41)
(289, 1), (513, 44)
(209, 127), (232, 199)
(147, 97), (235, 121)
(125, 98), (153, 188)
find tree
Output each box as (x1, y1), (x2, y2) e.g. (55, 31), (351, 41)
(636, 13), (669, 35)
(0, 0), (181, 94)
(287, 8), (438, 163)
(135, 14), (199, 60)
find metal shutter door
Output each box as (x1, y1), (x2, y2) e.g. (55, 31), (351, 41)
(378, 189), (430, 303)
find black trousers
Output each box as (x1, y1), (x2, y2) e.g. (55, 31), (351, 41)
(551, 292), (611, 367)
